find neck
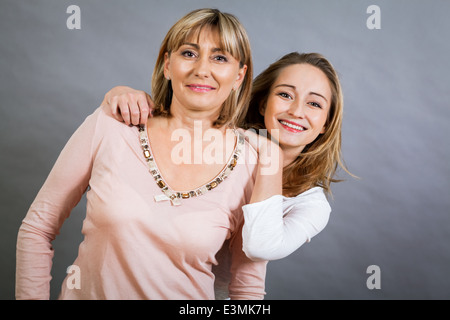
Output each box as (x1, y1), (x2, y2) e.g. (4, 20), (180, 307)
(166, 99), (223, 133)
(281, 144), (305, 168)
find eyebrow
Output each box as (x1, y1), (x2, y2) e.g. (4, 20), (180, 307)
(274, 84), (328, 102)
(182, 42), (224, 53)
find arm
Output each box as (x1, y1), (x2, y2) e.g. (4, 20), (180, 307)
(238, 129), (283, 203)
(100, 86), (154, 126)
(15, 109), (101, 299)
(228, 221), (267, 300)
(242, 187), (331, 261)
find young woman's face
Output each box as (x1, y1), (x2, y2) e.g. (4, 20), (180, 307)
(263, 63), (331, 153)
(164, 27), (247, 116)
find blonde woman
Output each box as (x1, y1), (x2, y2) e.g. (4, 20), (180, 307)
(16, 9), (267, 300)
(103, 52), (351, 262)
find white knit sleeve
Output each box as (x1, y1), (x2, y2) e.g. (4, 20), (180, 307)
(242, 187), (331, 261)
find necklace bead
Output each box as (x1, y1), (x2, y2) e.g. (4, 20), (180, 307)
(138, 125), (244, 206)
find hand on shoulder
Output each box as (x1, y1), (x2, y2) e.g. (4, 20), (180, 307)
(100, 86), (154, 126)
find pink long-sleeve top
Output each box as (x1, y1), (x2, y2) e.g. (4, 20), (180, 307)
(16, 107), (267, 300)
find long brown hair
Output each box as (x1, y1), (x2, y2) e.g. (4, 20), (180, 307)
(151, 8), (253, 128)
(244, 52), (352, 196)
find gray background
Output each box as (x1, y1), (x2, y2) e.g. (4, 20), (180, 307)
(1, 0), (449, 300)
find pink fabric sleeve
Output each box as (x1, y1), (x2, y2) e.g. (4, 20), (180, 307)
(228, 221), (267, 300)
(15, 109), (100, 299)
(227, 145), (267, 300)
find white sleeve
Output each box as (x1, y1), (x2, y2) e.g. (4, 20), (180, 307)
(242, 188), (331, 261)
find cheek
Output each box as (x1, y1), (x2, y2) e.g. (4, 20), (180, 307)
(167, 55), (193, 79)
(310, 111), (328, 134)
(215, 66), (241, 88)
(310, 108), (328, 124)
(262, 101), (277, 130)
(169, 61), (188, 81)
(264, 97), (287, 124)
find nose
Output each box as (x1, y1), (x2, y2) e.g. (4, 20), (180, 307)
(288, 101), (306, 118)
(194, 56), (211, 78)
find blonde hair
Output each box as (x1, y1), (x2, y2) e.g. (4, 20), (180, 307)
(244, 52), (352, 196)
(151, 8), (253, 128)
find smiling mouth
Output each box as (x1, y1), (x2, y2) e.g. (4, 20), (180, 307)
(279, 120), (307, 132)
(186, 85), (216, 92)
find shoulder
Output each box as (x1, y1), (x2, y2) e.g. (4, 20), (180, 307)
(91, 106), (129, 129)
(294, 187), (330, 204)
(87, 106), (139, 139)
(230, 130), (259, 197)
(235, 130), (258, 169)
(77, 107), (139, 158)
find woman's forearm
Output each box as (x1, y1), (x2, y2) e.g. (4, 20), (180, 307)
(16, 109), (98, 299)
(242, 187), (331, 261)
(249, 152), (283, 203)
(241, 129), (283, 204)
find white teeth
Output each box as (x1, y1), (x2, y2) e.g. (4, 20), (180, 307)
(279, 120), (305, 131)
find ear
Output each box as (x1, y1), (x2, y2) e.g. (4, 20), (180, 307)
(163, 52), (170, 80)
(259, 100), (266, 117)
(233, 64), (247, 90)
(320, 123), (327, 134)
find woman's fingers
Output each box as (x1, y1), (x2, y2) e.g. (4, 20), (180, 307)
(122, 92), (154, 126)
(128, 94), (141, 126)
(117, 95), (132, 126)
(237, 128), (264, 153)
(237, 129), (282, 169)
(108, 95), (125, 123)
(137, 94), (150, 125)
(104, 86), (154, 126)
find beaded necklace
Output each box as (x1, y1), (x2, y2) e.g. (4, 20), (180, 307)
(138, 125), (244, 206)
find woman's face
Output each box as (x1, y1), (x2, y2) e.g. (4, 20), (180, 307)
(164, 27), (247, 116)
(263, 63), (331, 154)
